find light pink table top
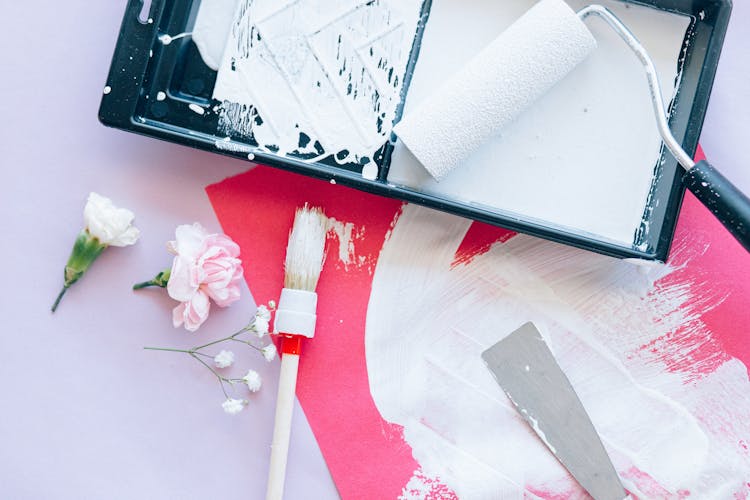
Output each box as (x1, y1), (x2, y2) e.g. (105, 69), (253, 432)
(0, 1), (746, 498)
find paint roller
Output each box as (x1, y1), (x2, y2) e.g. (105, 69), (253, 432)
(393, 0), (750, 252)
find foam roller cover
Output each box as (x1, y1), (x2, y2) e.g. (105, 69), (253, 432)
(393, 0), (597, 180)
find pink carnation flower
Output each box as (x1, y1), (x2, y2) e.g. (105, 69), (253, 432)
(166, 223), (243, 331)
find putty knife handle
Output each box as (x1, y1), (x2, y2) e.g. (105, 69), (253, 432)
(683, 160), (750, 252)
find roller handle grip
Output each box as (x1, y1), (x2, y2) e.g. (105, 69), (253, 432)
(265, 341), (301, 500)
(683, 160), (750, 252)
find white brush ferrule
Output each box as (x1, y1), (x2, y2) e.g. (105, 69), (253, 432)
(274, 288), (318, 338)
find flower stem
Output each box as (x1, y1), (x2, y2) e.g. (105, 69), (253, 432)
(143, 346), (193, 354)
(192, 325), (251, 351)
(51, 286), (69, 313)
(133, 281), (158, 290)
(191, 353), (230, 398)
(133, 269), (171, 290)
(229, 337), (263, 352)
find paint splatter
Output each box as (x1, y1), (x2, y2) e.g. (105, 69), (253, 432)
(212, 0), (426, 165)
(399, 469), (457, 500)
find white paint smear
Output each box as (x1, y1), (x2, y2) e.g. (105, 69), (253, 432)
(387, 0), (691, 246)
(366, 205), (750, 498)
(211, 0), (425, 172)
(192, 0), (241, 71)
(327, 218), (356, 266)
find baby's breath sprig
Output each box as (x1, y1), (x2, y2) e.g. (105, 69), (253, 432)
(145, 303), (277, 414)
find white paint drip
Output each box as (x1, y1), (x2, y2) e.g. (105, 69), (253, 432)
(159, 32), (192, 46)
(365, 205), (750, 498)
(156, 91), (167, 101)
(189, 103), (206, 115)
(103, 86), (111, 95)
(210, 0), (425, 169)
(387, 0), (691, 246)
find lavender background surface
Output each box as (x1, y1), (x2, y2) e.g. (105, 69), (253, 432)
(0, 1), (747, 499)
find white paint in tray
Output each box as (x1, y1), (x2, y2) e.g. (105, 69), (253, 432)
(387, 0), (692, 246)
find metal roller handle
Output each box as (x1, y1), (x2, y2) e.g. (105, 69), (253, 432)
(579, 5), (750, 252)
(577, 5), (695, 170)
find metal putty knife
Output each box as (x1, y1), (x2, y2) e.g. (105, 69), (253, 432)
(481, 322), (626, 500)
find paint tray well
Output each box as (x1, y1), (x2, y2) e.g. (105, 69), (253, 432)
(99, 0), (731, 261)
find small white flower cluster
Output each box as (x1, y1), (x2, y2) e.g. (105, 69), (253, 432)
(214, 350), (263, 415)
(217, 368), (263, 415)
(147, 301), (279, 416)
(222, 398), (246, 415)
(242, 369), (262, 392)
(254, 304), (277, 362)
(216, 302), (278, 415)
(261, 344), (277, 362)
(250, 306), (276, 362)
(253, 305), (271, 337)
(214, 350), (235, 368)
(214, 351), (264, 415)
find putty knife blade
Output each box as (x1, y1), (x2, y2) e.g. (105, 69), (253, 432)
(481, 322), (625, 500)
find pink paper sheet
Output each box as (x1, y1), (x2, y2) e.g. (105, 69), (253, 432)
(206, 148), (749, 499)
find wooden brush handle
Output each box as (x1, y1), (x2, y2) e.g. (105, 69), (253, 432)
(266, 349), (300, 500)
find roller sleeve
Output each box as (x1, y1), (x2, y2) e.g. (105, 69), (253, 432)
(393, 0), (597, 180)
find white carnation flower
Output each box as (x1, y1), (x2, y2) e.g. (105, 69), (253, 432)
(222, 398), (246, 415)
(52, 192), (140, 312)
(83, 192), (140, 247)
(242, 369), (262, 392)
(261, 344), (277, 362)
(214, 350), (235, 368)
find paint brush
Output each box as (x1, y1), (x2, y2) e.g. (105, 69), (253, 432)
(266, 204), (328, 500)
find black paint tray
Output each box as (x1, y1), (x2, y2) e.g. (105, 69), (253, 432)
(99, 0), (731, 261)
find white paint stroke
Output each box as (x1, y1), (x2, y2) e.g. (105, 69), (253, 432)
(365, 205), (750, 498)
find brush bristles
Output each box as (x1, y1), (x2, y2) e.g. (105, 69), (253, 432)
(283, 204), (328, 292)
